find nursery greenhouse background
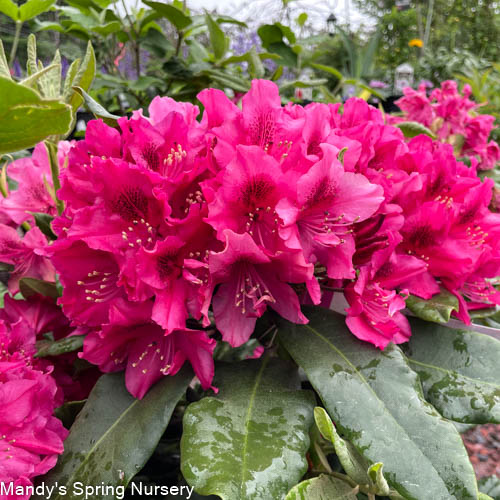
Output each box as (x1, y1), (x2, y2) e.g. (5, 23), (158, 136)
(0, 0), (500, 499)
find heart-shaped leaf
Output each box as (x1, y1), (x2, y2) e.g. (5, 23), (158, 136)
(181, 358), (315, 500)
(405, 318), (500, 424)
(278, 306), (477, 500)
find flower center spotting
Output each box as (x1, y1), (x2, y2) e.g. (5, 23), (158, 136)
(239, 175), (281, 242)
(407, 224), (436, 248)
(157, 249), (183, 281)
(250, 110), (275, 148)
(113, 187), (149, 222)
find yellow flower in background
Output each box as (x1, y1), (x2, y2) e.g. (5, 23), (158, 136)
(409, 38), (424, 48)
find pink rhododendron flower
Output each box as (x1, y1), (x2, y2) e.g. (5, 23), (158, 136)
(0, 225), (55, 294)
(394, 80), (500, 170)
(31, 78), (500, 399)
(0, 297), (68, 492)
(81, 300), (215, 399)
(1, 142), (71, 225)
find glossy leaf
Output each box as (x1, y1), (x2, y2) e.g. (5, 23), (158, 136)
(19, 0), (55, 21)
(278, 306), (478, 500)
(19, 277), (59, 300)
(405, 289), (459, 324)
(405, 318), (500, 424)
(34, 369), (192, 500)
(0, 77), (72, 154)
(143, 1), (191, 30)
(285, 475), (359, 500)
(394, 121), (437, 139)
(35, 335), (85, 358)
(181, 358), (315, 500)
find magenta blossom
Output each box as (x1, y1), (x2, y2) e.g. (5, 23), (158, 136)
(81, 300), (215, 399)
(0, 225), (55, 294)
(0, 298), (68, 492)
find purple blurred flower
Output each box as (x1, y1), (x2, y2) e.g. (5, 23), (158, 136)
(11, 59), (22, 78)
(419, 79), (434, 89)
(369, 80), (389, 89)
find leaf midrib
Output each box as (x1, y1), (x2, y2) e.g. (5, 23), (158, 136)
(299, 323), (450, 494)
(52, 396), (140, 500)
(408, 358), (500, 390)
(239, 356), (270, 498)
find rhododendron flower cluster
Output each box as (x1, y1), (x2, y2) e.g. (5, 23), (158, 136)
(2, 79), (500, 405)
(0, 295), (68, 496)
(392, 80), (500, 170)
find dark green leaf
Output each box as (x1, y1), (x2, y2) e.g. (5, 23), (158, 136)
(36, 335), (85, 358)
(258, 24), (284, 48)
(0, 261), (14, 272)
(72, 86), (120, 126)
(285, 474), (359, 500)
(181, 358), (315, 500)
(143, 1), (191, 30)
(19, 277), (59, 299)
(31, 211), (57, 239)
(405, 289), (459, 324)
(0, 77), (72, 154)
(405, 318), (500, 424)
(394, 121), (437, 139)
(267, 41), (297, 67)
(205, 12), (227, 61)
(34, 369), (192, 500)
(278, 306), (478, 500)
(55, 400), (86, 429)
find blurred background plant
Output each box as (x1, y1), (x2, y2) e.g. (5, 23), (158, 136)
(0, 0), (499, 140)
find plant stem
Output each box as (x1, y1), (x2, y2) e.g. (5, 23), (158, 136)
(9, 21), (22, 69)
(120, 0), (141, 79)
(45, 141), (64, 215)
(423, 0), (435, 50)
